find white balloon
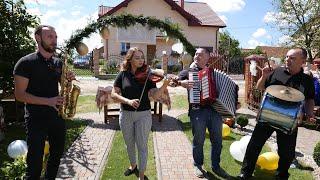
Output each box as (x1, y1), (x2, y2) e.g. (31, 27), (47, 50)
(172, 43), (184, 54)
(7, 140), (28, 159)
(239, 135), (251, 153)
(229, 141), (245, 162)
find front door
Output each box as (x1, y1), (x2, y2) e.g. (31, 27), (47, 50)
(147, 45), (156, 65)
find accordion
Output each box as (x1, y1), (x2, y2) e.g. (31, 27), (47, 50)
(189, 68), (238, 117)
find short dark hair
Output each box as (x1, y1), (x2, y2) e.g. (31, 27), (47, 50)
(34, 25), (55, 36)
(196, 47), (210, 55)
(299, 48), (308, 59)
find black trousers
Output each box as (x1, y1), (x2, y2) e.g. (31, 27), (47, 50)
(241, 122), (297, 179)
(25, 112), (66, 180)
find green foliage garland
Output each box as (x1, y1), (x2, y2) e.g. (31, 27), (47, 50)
(65, 14), (195, 56)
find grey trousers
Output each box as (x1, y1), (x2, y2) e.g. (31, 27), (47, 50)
(119, 110), (152, 172)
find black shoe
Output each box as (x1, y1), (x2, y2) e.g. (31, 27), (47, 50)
(212, 167), (230, 179)
(236, 173), (252, 180)
(124, 166), (138, 176)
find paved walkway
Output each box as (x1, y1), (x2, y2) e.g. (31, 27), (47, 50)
(56, 112), (117, 179)
(152, 110), (199, 180)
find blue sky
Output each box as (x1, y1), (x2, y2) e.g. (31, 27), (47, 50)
(25, 0), (287, 50)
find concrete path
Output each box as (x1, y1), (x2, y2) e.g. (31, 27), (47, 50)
(56, 112), (117, 180)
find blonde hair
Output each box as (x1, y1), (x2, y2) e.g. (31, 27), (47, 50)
(121, 47), (145, 71)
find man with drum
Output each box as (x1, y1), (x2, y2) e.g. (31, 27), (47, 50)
(237, 48), (315, 180)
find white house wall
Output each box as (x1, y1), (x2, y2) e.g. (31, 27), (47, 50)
(104, 0), (219, 57)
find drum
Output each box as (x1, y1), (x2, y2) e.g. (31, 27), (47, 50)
(257, 85), (305, 134)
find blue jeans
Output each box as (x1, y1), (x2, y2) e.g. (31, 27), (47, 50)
(189, 107), (222, 170)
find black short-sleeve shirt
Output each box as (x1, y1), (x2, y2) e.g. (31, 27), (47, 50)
(114, 70), (156, 111)
(13, 52), (62, 113)
(265, 67), (315, 100)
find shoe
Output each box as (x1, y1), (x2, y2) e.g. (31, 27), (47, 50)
(212, 167), (230, 179)
(124, 166), (138, 176)
(236, 173), (252, 180)
(194, 166), (206, 178)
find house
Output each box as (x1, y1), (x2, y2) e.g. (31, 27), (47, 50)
(98, 0), (226, 64)
(242, 46), (290, 65)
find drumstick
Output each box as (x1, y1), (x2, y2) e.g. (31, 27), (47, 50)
(267, 61), (272, 71)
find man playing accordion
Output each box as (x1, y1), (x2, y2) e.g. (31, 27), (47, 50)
(174, 48), (231, 179)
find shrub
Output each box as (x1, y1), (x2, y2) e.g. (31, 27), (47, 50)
(0, 156), (26, 179)
(236, 115), (249, 130)
(313, 141), (320, 166)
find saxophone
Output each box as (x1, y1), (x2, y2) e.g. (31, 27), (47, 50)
(59, 51), (81, 119)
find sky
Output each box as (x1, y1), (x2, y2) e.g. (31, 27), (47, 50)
(24, 0), (288, 51)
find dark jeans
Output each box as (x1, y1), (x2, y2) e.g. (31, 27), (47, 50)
(189, 107), (223, 170)
(241, 122), (297, 179)
(25, 112), (66, 180)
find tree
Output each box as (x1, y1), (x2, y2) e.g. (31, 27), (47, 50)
(218, 31), (242, 74)
(271, 0), (320, 61)
(0, 0), (39, 98)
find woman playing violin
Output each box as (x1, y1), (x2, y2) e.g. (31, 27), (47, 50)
(111, 47), (167, 180)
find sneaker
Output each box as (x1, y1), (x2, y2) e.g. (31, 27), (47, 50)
(194, 166), (206, 178)
(124, 166), (138, 176)
(212, 167), (230, 179)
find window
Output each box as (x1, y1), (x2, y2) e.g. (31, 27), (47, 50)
(120, 42), (130, 55)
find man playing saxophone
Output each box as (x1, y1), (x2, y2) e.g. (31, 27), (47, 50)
(14, 25), (75, 179)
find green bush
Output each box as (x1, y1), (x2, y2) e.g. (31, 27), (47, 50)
(236, 115), (249, 130)
(313, 141), (320, 166)
(0, 156), (26, 179)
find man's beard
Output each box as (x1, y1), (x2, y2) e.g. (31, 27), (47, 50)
(40, 40), (56, 53)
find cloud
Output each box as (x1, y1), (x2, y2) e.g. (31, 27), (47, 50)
(25, 0), (58, 7)
(278, 35), (292, 45)
(71, 11), (81, 16)
(53, 11), (102, 51)
(41, 10), (63, 24)
(263, 12), (277, 23)
(197, 0), (245, 12)
(26, 7), (42, 16)
(219, 15), (228, 23)
(247, 39), (266, 49)
(252, 28), (267, 38)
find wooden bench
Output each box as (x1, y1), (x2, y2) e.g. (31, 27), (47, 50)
(104, 102), (163, 124)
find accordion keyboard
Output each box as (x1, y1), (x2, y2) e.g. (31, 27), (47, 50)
(189, 72), (200, 104)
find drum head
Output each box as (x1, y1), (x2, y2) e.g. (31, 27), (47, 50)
(265, 85), (305, 102)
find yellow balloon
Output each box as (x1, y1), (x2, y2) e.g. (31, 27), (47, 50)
(44, 141), (50, 155)
(222, 124), (231, 137)
(206, 124), (231, 138)
(256, 152), (279, 170)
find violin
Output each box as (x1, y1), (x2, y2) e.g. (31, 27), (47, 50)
(135, 64), (165, 84)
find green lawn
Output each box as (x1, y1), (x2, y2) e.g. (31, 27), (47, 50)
(171, 94), (188, 109)
(77, 95), (99, 113)
(101, 131), (157, 180)
(0, 119), (88, 177)
(177, 113), (314, 180)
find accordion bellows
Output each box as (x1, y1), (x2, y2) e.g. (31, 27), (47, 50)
(189, 68), (238, 117)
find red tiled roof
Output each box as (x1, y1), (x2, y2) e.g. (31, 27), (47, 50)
(98, 0), (226, 27)
(182, 1), (226, 27)
(258, 46), (289, 59)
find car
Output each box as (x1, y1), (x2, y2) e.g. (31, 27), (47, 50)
(73, 55), (91, 69)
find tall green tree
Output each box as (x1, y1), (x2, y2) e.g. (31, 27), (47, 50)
(271, 0), (320, 61)
(218, 31), (242, 74)
(0, 0), (39, 97)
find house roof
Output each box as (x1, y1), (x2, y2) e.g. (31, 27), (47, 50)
(98, 0), (226, 27)
(258, 46), (289, 59)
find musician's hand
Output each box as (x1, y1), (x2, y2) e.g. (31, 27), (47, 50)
(66, 71), (76, 81)
(47, 96), (64, 111)
(127, 99), (140, 109)
(261, 66), (273, 79)
(306, 114), (316, 124)
(180, 80), (194, 89)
